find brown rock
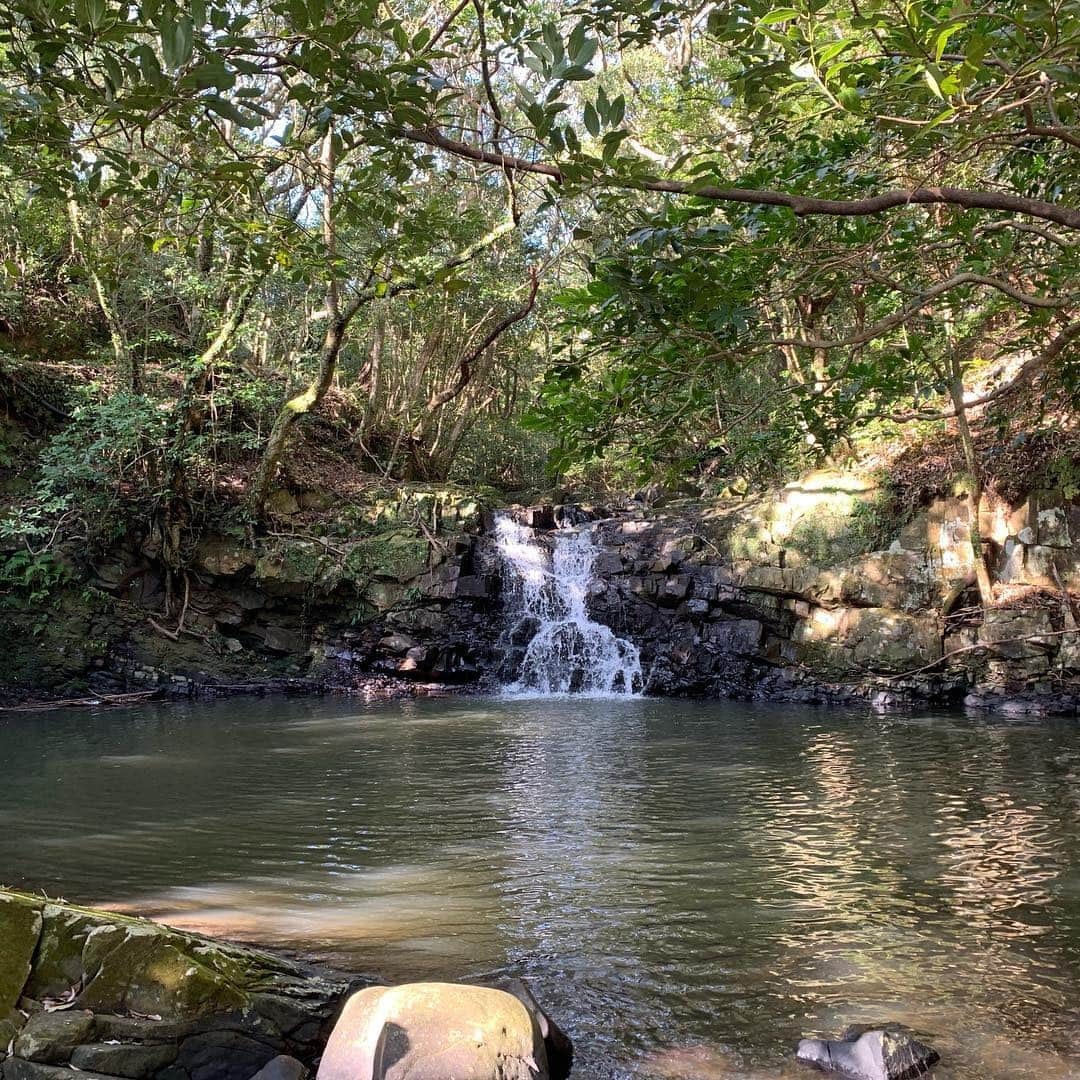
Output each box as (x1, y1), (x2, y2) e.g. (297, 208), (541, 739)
(317, 982), (549, 1080)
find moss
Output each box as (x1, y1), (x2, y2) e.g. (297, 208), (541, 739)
(78, 930), (251, 1019)
(26, 904), (99, 999)
(343, 535), (429, 585)
(3, 888), (335, 1027)
(0, 892), (42, 1011)
(784, 491), (906, 563)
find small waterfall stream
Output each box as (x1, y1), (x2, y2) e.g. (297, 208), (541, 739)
(494, 514), (643, 696)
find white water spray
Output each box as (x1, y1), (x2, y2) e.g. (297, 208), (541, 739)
(494, 515), (642, 696)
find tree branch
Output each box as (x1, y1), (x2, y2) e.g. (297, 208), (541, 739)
(414, 265), (539, 431)
(404, 126), (1080, 231)
(765, 274), (1070, 351)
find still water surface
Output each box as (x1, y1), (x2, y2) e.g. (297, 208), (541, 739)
(4, 696), (1080, 1078)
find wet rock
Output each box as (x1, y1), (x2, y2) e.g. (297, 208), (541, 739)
(1, 1060), (114, 1080)
(174, 1029), (277, 1080)
(13, 1011), (96, 1064)
(491, 978), (573, 1080)
(517, 505), (554, 530)
(452, 575), (491, 599)
(248, 1056), (307, 1080)
(70, 1040), (179, 1077)
(398, 645), (435, 674)
(377, 633), (416, 655)
(707, 619), (764, 654)
(796, 1024), (939, 1079)
(261, 627), (304, 655)
(318, 982), (550, 1080)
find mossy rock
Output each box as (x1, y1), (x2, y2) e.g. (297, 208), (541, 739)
(342, 535), (429, 585)
(0, 1006), (27, 1052)
(3, 889), (345, 1027)
(255, 543), (339, 591)
(25, 903), (100, 999)
(77, 927), (251, 1018)
(362, 581), (404, 612)
(0, 891), (42, 1012)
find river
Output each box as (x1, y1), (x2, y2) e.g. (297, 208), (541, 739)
(4, 695), (1080, 1078)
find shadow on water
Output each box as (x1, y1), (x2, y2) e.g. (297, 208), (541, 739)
(4, 695), (1080, 1078)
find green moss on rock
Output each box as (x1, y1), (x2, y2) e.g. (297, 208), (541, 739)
(0, 892), (42, 1012)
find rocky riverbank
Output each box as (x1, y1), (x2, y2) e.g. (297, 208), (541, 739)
(4, 475), (1079, 714)
(0, 889), (359, 1080)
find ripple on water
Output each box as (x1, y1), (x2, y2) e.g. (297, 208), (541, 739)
(5, 696), (1080, 1078)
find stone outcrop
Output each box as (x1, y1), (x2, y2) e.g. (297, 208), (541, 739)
(490, 475), (1080, 711)
(0, 890), (356, 1080)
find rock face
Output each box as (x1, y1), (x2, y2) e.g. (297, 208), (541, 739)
(7, 474), (1080, 711)
(317, 983), (550, 1080)
(0, 889), (355, 1080)
(796, 1025), (939, 1079)
(527, 479), (1080, 711)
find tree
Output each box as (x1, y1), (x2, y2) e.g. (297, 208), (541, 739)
(0, 0), (1075, 615)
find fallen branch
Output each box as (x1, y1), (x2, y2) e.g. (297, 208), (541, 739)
(0, 690), (163, 712)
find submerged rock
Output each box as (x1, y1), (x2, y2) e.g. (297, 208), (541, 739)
(249, 1057), (307, 1080)
(317, 982), (551, 1080)
(796, 1025), (939, 1079)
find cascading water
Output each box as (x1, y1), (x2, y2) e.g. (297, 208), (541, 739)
(494, 514), (643, 696)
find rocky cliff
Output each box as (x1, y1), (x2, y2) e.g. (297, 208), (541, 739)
(580, 474), (1080, 713)
(6, 475), (1079, 715)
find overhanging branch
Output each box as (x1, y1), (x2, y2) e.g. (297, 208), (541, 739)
(405, 127), (1080, 232)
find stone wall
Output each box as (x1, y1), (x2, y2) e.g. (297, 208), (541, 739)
(0, 890), (356, 1080)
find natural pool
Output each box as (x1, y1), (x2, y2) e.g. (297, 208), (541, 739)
(4, 695), (1080, 1078)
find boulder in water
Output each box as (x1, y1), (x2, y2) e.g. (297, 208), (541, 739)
(317, 982), (550, 1080)
(489, 978), (573, 1080)
(796, 1024), (939, 1079)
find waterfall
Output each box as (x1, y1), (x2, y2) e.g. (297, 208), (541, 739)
(494, 514), (643, 696)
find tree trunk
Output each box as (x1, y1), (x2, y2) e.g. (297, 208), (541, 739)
(251, 125), (341, 511)
(67, 200), (138, 391)
(947, 353), (995, 608)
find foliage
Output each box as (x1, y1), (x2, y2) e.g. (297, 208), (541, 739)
(0, 0), (1074, 560)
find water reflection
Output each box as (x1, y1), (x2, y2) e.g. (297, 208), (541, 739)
(3, 697), (1080, 1078)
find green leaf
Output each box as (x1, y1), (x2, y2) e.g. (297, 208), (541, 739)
(934, 23), (963, 62)
(182, 59), (235, 90)
(541, 23), (563, 63)
(923, 64), (944, 99)
(584, 101), (600, 137)
(816, 38), (853, 66)
(203, 94), (257, 126)
(160, 14), (194, 70)
(74, 0), (106, 30)
(760, 8), (801, 25)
